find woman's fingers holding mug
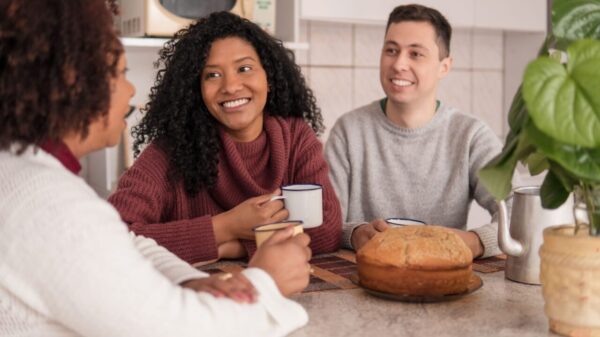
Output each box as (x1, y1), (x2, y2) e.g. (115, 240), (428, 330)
(291, 232), (311, 249)
(289, 233), (312, 262)
(268, 195), (286, 202)
(260, 197), (285, 212)
(249, 228), (311, 296)
(270, 208), (289, 223)
(260, 225), (296, 246)
(256, 190), (284, 206)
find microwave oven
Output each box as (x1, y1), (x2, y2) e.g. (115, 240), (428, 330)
(119, 0), (276, 37)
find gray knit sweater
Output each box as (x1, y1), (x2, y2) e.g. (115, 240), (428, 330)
(324, 100), (502, 258)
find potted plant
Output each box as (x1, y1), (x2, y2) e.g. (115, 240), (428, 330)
(478, 0), (600, 335)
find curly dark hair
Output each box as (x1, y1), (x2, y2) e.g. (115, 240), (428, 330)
(132, 11), (323, 195)
(0, 0), (121, 152)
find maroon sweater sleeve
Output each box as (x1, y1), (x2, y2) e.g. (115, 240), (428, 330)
(108, 146), (219, 264)
(290, 122), (342, 254)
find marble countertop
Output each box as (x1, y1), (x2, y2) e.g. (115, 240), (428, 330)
(289, 272), (559, 337)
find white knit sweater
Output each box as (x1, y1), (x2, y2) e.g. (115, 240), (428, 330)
(0, 146), (307, 337)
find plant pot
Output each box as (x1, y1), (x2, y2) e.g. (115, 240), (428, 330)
(539, 225), (600, 337)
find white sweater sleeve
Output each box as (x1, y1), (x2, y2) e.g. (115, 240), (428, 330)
(0, 165), (307, 337)
(131, 233), (207, 284)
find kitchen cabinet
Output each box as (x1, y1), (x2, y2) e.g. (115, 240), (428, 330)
(300, 0), (546, 32)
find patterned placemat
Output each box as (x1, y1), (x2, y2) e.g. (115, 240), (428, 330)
(472, 254), (507, 273)
(196, 250), (505, 293)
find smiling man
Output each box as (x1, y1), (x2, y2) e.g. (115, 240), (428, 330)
(324, 4), (503, 259)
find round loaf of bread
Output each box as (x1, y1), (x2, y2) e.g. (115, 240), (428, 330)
(356, 225), (473, 296)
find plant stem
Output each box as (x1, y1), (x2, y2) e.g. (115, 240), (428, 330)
(582, 182), (600, 236)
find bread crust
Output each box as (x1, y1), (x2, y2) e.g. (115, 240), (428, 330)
(356, 226), (473, 296)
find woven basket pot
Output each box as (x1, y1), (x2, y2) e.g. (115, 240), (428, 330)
(539, 225), (600, 337)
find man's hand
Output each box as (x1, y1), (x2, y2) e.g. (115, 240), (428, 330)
(351, 219), (390, 251)
(447, 228), (484, 259)
(181, 272), (257, 303)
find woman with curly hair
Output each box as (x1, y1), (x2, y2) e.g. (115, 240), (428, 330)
(109, 11), (342, 264)
(0, 1), (311, 335)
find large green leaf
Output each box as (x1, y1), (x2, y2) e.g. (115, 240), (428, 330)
(553, 0), (600, 41)
(525, 152), (549, 175)
(540, 170), (571, 209)
(548, 161), (579, 192)
(507, 86), (528, 134)
(522, 40), (600, 148)
(524, 122), (600, 183)
(478, 131), (535, 200)
(478, 137), (518, 200)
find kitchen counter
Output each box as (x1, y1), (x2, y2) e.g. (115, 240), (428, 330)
(289, 272), (558, 337)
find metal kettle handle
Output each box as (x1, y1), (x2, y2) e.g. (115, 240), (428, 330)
(497, 199), (524, 257)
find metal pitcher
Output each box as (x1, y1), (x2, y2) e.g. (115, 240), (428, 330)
(497, 186), (574, 285)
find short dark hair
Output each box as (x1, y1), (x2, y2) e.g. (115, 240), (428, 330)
(386, 4), (452, 59)
(132, 11), (323, 195)
(0, 0), (121, 152)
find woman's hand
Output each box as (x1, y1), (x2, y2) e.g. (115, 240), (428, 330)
(249, 226), (312, 297)
(213, 189), (289, 243)
(180, 272), (257, 303)
(217, 240), (246, 259)
(351, 219), (389, 251)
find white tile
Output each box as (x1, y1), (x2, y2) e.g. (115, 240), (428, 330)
(437, 70), (472, 114)
(293, 21), (309, 66)
(503, 31), (545, 130)
(467, 202), (492, 230)
(353, 68), (384, 109)
(309, 67), (353, 142)
(472, 71), (504, 137)
(354, 24), (385, 67)
(309, 22), (353, 66)
(450, 29), (472, 70)
(472, 30), (503, 70)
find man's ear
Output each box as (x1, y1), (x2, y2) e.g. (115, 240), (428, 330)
(438, 56), (452, 79)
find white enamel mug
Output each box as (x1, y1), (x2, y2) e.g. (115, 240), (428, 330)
(280, 184), (323, 228)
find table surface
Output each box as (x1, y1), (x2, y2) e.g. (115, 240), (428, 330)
(288, 271), (559, 337)
(197, 252), (558, 337)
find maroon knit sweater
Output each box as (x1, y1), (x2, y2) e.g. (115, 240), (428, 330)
(108, 116), (342, 264)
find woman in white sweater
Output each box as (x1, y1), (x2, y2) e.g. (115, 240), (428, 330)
(0, 1), (311, 336)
